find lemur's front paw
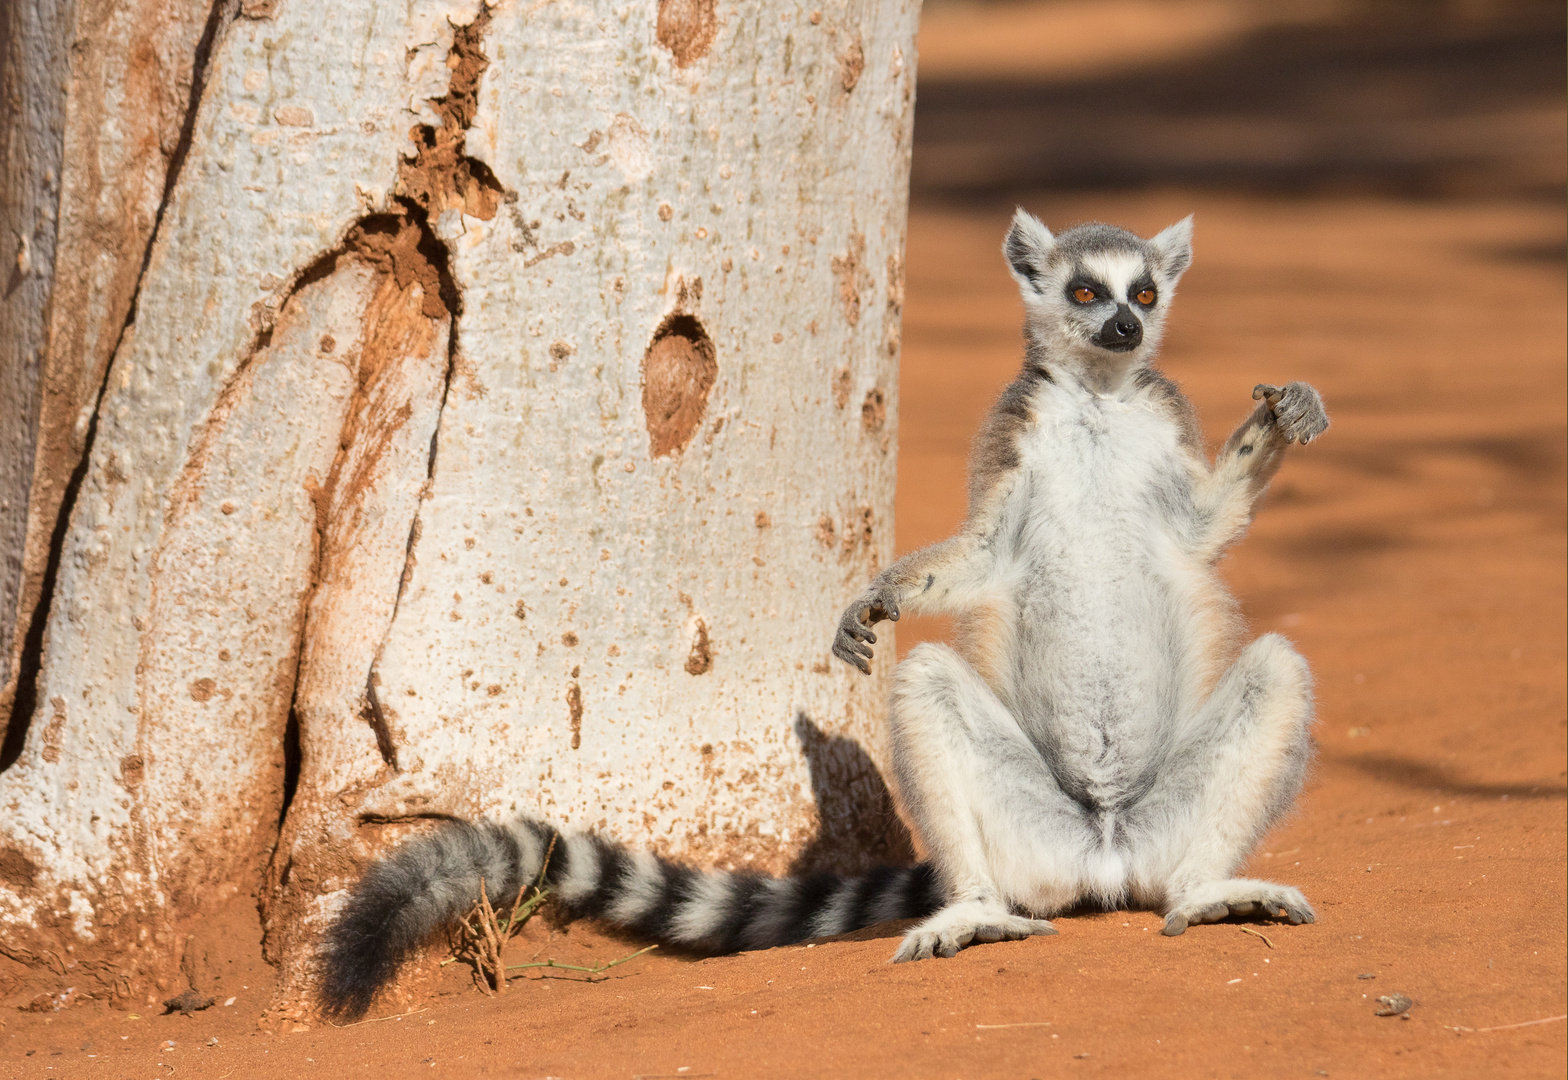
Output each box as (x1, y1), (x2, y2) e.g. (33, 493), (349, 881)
(1253, 382), (1328, 445)
(830, 586), (901, 675)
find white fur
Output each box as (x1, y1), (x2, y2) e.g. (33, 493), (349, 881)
(554, 831), (603, 906)
(666, 871), (730, 944)
(605, 849), (668, 924)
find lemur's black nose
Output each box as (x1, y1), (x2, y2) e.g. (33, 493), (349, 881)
(1096, 303), (1143, 350)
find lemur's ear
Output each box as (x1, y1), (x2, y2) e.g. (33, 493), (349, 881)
(1003, 208), (1055, 292)
(1150, 216), (1194, 279)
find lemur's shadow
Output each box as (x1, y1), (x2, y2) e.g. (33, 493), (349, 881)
(788, 714), (917, 875)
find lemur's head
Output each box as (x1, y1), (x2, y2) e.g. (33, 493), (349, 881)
(1003, 210), (1193, 380)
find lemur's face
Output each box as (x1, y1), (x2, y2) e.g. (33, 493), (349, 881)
(1002, 213), (1193, 368)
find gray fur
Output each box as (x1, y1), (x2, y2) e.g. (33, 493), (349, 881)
(832, 210), (1327, 961)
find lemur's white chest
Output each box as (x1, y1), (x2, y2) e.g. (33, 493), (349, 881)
(994, 381), (1199, 808)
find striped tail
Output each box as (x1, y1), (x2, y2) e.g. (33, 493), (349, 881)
(317, 816), (941, 1020)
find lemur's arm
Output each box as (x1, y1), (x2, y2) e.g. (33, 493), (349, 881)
(1190, 381), (1327, 561)
(831, 531), (1002, 673)
(833, 389), (1030, 674)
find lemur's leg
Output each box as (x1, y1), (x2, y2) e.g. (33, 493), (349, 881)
(1191, 382), (1328, 560)
(886, 642), (1092, 962)
(1123, 633), (1315, 934)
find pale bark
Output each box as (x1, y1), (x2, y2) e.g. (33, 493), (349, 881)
(0, 0), (920, 1010)
(0, 0), (216, 729)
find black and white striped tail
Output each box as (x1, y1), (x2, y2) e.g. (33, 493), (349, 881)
(318, 816), (941, 1019)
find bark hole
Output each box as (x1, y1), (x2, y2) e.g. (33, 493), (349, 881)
(642, 314), (717, 457)
(656, 0), (718, 68)
(279, 705), (301, 826)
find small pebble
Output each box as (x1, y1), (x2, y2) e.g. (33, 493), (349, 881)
(1374, 993), (1413, 1017)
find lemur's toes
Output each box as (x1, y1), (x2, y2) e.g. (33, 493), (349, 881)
(1281, 902), (1315, 925)
(1161, 912), (1189, 936)
(891, 933), (937, 963)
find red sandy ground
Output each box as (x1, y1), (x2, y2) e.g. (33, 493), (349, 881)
(1, 192), (1563, 1079)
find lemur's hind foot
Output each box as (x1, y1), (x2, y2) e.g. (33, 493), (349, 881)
(1161, 879), (1315, 936)
(891, 899), (1057, 962)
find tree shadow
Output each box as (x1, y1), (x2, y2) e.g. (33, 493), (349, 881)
(787, 713), (917, 875)
(1331, 752), (1567, 800)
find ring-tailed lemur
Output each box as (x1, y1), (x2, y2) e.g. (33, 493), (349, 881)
(318, 211), (1326, 1020)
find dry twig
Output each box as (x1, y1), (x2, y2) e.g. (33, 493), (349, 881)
(507, 943), (659, 981)
(327, 1007), (430, 1029)
(1445, 1014), (1567, 1034)
(1238, 926), (1275, 948)
(447, 835), (558, 994)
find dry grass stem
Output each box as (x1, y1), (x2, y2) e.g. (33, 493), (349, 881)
(507, 943), (659, 981)
(1445, 1014), (1567, 1034)
(1239, 926), (1275, 948)
(326, 1007), (430, 1029)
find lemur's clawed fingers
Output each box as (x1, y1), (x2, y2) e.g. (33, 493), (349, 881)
(832, 644), (871, 675)
(1255, 381), (1328, 445)
(832, 610), (879, 674)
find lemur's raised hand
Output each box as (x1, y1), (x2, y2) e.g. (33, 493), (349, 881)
(833, 210), (1324, 960)
(318, 211), (1325, 1021)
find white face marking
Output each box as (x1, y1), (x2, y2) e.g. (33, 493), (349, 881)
(1079, 250), (1148, 301)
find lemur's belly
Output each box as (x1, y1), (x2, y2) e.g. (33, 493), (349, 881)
(1003, 394), (1202, 812)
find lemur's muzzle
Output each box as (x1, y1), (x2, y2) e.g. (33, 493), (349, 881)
(1093, 304), (1143, 352)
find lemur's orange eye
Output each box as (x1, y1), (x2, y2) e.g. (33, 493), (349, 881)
(1136, 288), (1156, 305)
(1072, 287), (1096, 303)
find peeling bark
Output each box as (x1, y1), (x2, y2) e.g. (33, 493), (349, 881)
(0, 0), (922, 1012)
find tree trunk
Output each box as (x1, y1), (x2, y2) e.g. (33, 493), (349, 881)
(0, 0), (920, 1012)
